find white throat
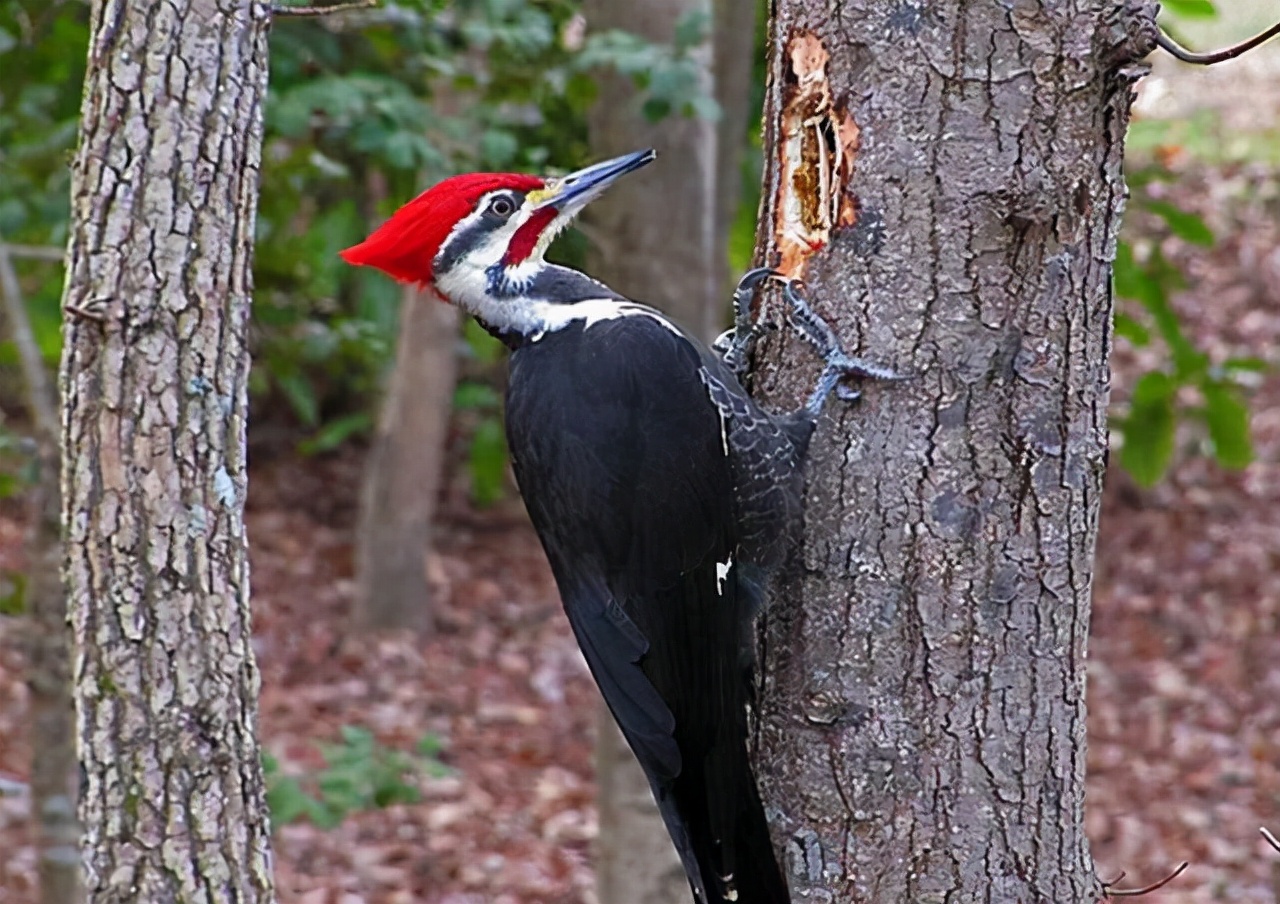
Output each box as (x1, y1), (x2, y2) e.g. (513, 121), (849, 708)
(433, 262), (677, 342)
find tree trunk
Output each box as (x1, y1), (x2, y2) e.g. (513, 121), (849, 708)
(354, 288), (458, 633)
(711, 0), (759, 295)
(0, 241), (81, 904)
(58, 1), (276, 901)
(749, 2), (1156, 901)
(584, 0), (721, 340)
(593, 707), (691, 904)
(25, 440), (80, 904)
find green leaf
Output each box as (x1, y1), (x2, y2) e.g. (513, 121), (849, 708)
(463, 318), (505, 364)
(1113, 242), (1157, 304)
(337, 725), (374, 750)
(1159, 0), (1217, 19)
(1221, 356), (1269, 374)
(1201, 380), (1252, 469)
(417, 734), (444, 758)
(0, 570), (27, 616)
(1115, 245), (1204, 378)
(468, 418), (508, 506)
(1119, 373), (1177, 487)
(266, 776), (317, 828)
(642, 97), (673, 123)
(480, 129), (520, 168)
(1113, 311), (1150, 346)
(1130, 370), (1177, 406)
(298, 413), (372, 456)
(688, 93), (723, 123)
(1143, 199), (1214, 245)
(454, 382), (501, 411)
(673, 9), (711, 52)
(275, 371), (320, 427)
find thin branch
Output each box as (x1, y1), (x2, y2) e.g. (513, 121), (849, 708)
(271, 0), (376, 17)
(1262, 827), (1280, 854)
(1155, 20), (1280, 65)
(0, 235), (59, 441)
(1, 244), (64, 262)
(1103, 861), (1189, 898)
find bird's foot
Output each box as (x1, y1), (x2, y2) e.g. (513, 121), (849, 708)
(713, 267), (778, 376)
(780, 278), (903, 417)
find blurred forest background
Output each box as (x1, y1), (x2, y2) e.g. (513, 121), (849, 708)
(0, 0), (1278, 901)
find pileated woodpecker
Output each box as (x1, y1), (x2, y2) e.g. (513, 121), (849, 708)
(341, 150), (894, 904)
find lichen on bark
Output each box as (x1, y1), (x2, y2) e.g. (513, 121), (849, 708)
(58, 1), (276, 901)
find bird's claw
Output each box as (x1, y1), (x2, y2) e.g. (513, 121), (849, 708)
(717, 267), (781, 375)
(778, 277), (902, 416)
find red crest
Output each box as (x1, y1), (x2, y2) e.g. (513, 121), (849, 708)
(341, 172), (544, 285)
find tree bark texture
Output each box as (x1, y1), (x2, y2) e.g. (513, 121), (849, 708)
(749, 2), (1157, 901)
(584, 0), (721, 341)
(58, 1), (276, 901)
(354, 289), (458, 633)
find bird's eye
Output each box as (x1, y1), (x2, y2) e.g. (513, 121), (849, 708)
(489, 196), (516, 218)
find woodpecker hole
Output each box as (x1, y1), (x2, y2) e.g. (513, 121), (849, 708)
(773, 31), (862, 279)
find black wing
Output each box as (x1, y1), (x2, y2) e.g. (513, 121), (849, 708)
(506, 313), (787, 902)
(505, 313), (736, 768)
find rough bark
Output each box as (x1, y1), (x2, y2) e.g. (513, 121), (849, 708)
(0, 241), (81, 904)
(354, 288), (458, 633)
(58, 1), (276, 901)
(584, 0), (721, 340)
(749, 2), (1157, 901)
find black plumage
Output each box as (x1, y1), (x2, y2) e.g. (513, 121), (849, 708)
(506, 312), (799, 904)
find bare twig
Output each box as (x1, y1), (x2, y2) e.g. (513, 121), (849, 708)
(1103, 861), (1189, 898)
(1155, 20), (1280, 65)
(64, 302), (108, 324)
(0, 243), (64, 262)
(0, 236), (58, 440)
(271, 0), (376, 17)
(1262, 827), (1280, 854)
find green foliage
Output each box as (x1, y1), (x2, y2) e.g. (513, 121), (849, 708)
(1111, 171), (1258, 486)
(575, 9), (719, 122)
(0, 423), (38, 499)
(1158, 0), (1217, 20)
(0, 0), (713, 461)
(263, 726), (449, 831)
(0, 569), (26, 616)
(456, 322), (509, 505)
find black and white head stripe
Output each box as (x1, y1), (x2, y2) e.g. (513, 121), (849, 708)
(433, 189), (527, 276)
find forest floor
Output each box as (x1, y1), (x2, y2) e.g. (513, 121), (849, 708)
(1, 156), (1279, 904)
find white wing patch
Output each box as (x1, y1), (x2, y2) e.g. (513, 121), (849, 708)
(715, 556), (733, 595)
(531, 299), (685, 338)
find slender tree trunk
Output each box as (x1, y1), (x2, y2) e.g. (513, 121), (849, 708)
(58, 1), (276, 901)
(584, 0), (721, 339)
(749, 2), (1156, 901)
(711, 0), (759, 295)
(0, 242), (81, 904)
(26, 457), (80, 904)
(354, 288), (458, 633)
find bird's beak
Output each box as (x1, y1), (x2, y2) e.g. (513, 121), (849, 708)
(530, 149), (657, 212)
